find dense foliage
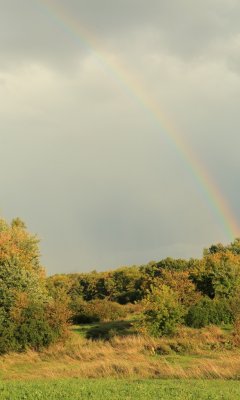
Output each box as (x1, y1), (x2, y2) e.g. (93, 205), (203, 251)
(0, 218), (70, 353)
(71, 298), (127, 324)
(140, 285), (184, 336)
(1, 215), (240, 348)
(47, 238), (240, 337)
(185, 297), (233, 328)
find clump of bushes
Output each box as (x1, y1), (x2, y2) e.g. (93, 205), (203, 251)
(185, 297), (233, 328)
(71, 298), (127, 324)
(0, 294), (70, 354)
(90, 299), (127, 321)
(10, 303), (57, 351)
(70, 298), (95, 324)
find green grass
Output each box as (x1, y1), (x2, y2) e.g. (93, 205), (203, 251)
(0, 379), (239, 399)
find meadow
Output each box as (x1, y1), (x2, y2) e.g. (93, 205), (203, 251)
(0, 379), (240, 400)
(1, 220), (240, 398)
(0, 320), (240, 399)
(0, 323), (240, 381)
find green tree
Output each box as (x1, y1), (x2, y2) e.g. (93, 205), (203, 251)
(191, 252), (240, 299)
(204, 238), (240, 256)
(0, 217), (69, 353)
(140, 285), (184, 337)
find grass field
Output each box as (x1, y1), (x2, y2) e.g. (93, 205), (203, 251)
(0, 323), (239, 381)
(0, 379), (239, 400)
(0, 323), (239, 399)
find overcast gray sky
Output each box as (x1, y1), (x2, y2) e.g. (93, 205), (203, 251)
(1, 0), (240, 274)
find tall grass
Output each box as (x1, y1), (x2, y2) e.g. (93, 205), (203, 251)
(0, 326), (239, 380)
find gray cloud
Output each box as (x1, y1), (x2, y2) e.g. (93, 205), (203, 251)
(1, 1), (240, 66)
(0, 1), (239, 273)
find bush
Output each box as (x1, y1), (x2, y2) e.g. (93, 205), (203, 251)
(71, 298), (99, 324)
(71, 299), (127, 324)
(139, 285), (184, 337)
(14, 304), (56, 351)
(0, 302), (65, 354)
(89, 299), (127, 321)
(45, 290), (72, 338)
(185, 297), (233, 328)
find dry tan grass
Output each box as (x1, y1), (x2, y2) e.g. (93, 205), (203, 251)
(0, 327), (240, 380)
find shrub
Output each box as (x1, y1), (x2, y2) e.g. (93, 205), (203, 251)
(139, 285), (184, 337)
(71, 298), (99, 324)
(45, 287), (72, 334)
(13, 303), (56, 351)
(71, 299), (127, 324)
(0, 302), (65, 354)
(89, 299), (127, 321)
(185, 297), (233, 328)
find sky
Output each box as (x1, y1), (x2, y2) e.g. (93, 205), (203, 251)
(1, 0), (240, 274)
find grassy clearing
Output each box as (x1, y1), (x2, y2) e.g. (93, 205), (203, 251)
(0, 379), (239, 399)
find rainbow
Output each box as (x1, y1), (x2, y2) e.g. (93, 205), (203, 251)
(36, 0), (239, 240)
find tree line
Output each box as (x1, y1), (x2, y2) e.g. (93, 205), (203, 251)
(48, 237), (240, 336)
(1, 216), (240, 353)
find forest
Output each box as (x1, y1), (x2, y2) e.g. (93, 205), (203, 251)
(1, 216), (240, 353)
